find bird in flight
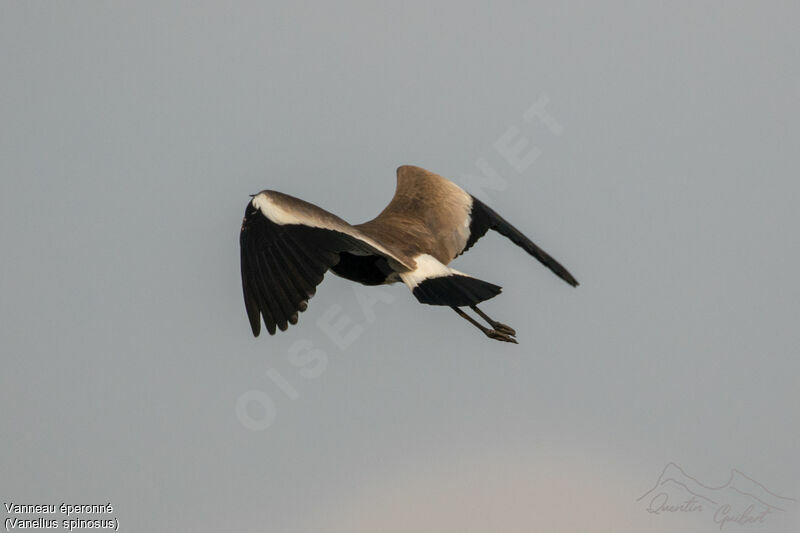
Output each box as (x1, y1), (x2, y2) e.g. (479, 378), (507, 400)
(240, 165), (578, 343)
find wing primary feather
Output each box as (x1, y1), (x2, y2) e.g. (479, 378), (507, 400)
(279, 236), (323, 294)
(470, 197), (579, 287)
(240, 232), (262, 336)
(273, 240), (316, 302)
(258, 251), (291, 332)
(265, 246), (303, 307)
(249, 274), (275, 336)
(247, 269), (276, 335)
(264, 247), (304, 324)
(283, 232), (330, 280)
(249, 253), (280, 335)
(241, 255), (261, 336)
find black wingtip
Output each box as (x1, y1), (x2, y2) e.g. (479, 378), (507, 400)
(467, 197), (580, 288)
(563, 273), (579, 288)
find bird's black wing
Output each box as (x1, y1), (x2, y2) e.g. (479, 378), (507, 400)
(461, 196), (579, 287)
(240, 193), (412, 336)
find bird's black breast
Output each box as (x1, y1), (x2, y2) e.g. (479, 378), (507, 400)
(330, 253), (394, 286)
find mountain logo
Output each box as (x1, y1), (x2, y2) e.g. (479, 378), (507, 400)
(637, 462), (795, 529)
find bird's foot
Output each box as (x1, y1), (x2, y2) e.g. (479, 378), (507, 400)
(490, 322), (516, 337)
(485, 329), (518, 344)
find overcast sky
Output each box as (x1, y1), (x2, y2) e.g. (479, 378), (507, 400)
(1, 2), (798, 532)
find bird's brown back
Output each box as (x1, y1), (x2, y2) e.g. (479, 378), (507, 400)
(356, 165), (472, 265)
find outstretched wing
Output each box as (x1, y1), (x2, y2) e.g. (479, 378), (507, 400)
(240, 191), (412, 336)
(461, 196), (579, 287)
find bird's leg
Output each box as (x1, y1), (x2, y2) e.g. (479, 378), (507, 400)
(469, 305), (516, 337)
(451, 307), (517, 344)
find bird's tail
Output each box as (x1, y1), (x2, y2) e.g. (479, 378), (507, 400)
(411, 273), (501, 306)
(400, 254), (501, 307)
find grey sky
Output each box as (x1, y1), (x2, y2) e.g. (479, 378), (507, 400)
(1, 2), (798, 531)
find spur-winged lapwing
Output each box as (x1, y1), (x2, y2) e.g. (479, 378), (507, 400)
(240, 165), (578, 343)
